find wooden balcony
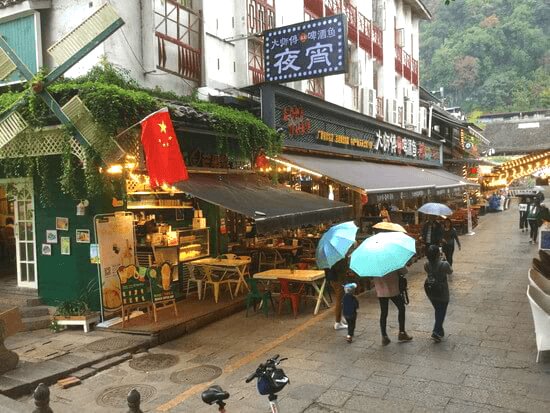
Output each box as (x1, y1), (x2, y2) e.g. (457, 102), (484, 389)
(358, 12), (372, 54)
(403, 51), (412, 82)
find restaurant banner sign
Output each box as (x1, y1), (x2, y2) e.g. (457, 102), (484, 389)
(264, 14), (347, 83)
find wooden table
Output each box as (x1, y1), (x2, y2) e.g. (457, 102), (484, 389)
(253, 269), (329, 315)
(189, 257), (251, 297)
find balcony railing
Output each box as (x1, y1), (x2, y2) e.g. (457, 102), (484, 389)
(249, 66), (264, 84)
(156, 32), (201, 83)
(247, 0), (275, 34)
(304, 0), (323, 17)
(376, 96), (384, 120)
(395, 45), (403, 76)
(324, 0), (343, 16)
(412, 58), (419, 86)
(344, 2), (357, 44)
(372, 24), (383, 63)
(403, 51), (411, 81)
(358, 12), (371, 54)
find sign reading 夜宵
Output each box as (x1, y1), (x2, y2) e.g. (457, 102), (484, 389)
(264, 14), (347, 83)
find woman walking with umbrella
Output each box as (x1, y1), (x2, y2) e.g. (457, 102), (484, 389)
(350, 232), (416, 346)
(424, 245), (453, 342)
(441, 218), (461, 266)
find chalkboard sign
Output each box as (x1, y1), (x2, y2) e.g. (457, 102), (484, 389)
(540, 227), (550, 251)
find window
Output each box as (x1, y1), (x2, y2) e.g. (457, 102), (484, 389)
(154, 0), (201, 83)
(247, 0), (275, 34)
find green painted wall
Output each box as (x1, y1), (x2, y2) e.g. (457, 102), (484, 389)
(35, 169), (118, 310)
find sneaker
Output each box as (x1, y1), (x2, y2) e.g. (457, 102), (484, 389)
(334, 321), (348, 330)
(431, 333), (442, 343)
(398, 332), (413, 341)
(346, 335), (353, 343)
(381, 335), (391, 346)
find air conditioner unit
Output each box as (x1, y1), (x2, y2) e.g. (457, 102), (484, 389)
(345, 61), (361, 86)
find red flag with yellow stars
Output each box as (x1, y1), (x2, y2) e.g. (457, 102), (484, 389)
(140, 108), (188, 187)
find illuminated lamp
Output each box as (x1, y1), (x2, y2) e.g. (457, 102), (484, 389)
(107, 164), (123, 174)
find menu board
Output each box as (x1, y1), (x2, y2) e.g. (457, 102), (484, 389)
(95, 213), (135, 311)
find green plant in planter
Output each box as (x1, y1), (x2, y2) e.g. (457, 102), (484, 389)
(50, 319), (61, 333)
(54, 278), (98, 317)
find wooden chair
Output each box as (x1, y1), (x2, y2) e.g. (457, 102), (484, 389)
(148, 262), (179, 322)
(258, 248), (286, 271)
(230, 255), (252, 295)
(117, 265), (153, 327)
(185, 263), (205, 300)
(202, 266), (234, 303)
(277, 278), (304, 318)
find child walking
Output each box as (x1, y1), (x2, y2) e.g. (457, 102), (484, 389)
(342, 283), (359, 343)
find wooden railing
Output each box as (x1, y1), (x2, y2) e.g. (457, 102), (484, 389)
(395, 45), (403, 75)
(249, 66), (264, 85)
(156, 32), (201, 83)
(358, 12), (372, 54)
(372, 24), (383, 63)
(403, 50), (412, 81)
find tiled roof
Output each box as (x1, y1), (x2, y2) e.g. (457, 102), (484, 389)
(482, 117), (550, 154)
(0, 0), (25, 8)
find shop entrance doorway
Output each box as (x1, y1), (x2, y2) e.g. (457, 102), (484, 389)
(0, 178), (37, 290)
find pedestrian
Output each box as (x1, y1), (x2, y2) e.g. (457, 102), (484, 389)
(421, 215), (443, 251)
(342, 282), (359, 343)
(372, 267), (412, 345)
(527, 199), (541, 244)
(537, 202), (550, 226)
(325, 256), (350, 330)
(380, 204), (391, 222)
(440, 218), (461, 266)
(424, 245), (453, 342)
(519, 196), (529, 232)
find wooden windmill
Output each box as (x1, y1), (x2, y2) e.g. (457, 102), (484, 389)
(0, 2), (125, 164)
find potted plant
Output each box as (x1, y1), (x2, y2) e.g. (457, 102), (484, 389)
(52, 279), (100, 333)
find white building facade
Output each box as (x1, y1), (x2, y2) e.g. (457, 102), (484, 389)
(0, 0), (430, 134)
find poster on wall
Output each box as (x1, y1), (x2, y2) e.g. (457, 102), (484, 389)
(95, 213), (135, 312)
(60, 237), (70, 255)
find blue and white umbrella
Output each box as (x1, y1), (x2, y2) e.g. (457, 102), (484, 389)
(418, 202), (453, 217)
(315, 221), (358, 269)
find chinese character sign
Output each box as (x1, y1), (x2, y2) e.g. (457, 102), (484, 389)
(264, 14), (347, 83)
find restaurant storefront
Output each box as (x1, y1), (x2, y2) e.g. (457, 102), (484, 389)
(247, 84), (478, 228)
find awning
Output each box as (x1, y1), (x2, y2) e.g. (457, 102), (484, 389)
(174, 173), (353, 234)
(279, 154), (479, 204)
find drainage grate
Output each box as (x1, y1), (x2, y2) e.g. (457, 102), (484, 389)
(96, 384), (157, 408)
(169, 365), (223, 385)
(85, 337), (145, 352)
(129, 353), (179, 371)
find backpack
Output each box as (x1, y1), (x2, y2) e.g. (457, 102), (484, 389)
(398, 273), (409, 305)
(424, 262), (443, 298)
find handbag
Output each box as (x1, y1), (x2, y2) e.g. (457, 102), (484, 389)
(398, 274), (409, 304)
(424, 262), (443, 298)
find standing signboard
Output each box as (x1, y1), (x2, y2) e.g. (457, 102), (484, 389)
(264, 14), (347, 83)
(94, 212), (135, 318)
(539, 223), (550, 251)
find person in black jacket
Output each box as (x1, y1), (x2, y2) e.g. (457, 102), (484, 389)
(440, 218), (461, 266)
(421, 216), (443, 250)
(424, 245), (453, 342)
(342, 283), (359, 343)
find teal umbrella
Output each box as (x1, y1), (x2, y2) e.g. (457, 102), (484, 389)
(418, 202), (452, 216)
(315, 221), (358, 269)
(350, 232), (416, 278)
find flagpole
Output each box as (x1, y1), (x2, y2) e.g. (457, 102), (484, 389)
(114, 107), (169, 140)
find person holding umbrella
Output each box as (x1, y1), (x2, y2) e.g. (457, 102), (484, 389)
(316, 221), (359, 330)
(421, 215), (443, 250)
(424, 245), (453, 342)
(440, 218), (461, 266)
(350, 231), (416, 346)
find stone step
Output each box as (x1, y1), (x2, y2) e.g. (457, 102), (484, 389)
(20, 305), (50, 318)
(21, 314), (51, 331)
(26, 297), (42, 307)
(0, 394), (28, 412)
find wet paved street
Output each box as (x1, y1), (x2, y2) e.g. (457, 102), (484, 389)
(19, 198), (550, 412)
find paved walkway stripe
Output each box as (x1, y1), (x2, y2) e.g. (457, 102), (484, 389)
(156, 309), (331, 411)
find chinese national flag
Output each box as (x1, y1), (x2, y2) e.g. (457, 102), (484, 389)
(140, 108), (188, 187)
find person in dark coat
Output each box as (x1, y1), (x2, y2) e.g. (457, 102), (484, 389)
(527, 199), (541, 244)
(342, 283), (359, 343)
(424, 245), (453, 342)
(519, 196), (530, 232)
(440, 218), (461, 266)
(421, 216), (443, 250)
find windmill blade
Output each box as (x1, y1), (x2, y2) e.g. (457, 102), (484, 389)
(0, 111), (28, 149)
(62, 95), (125, 163)
(0, 35), (34, 80)
(46, 3), (124, 83)
(0, 47), (17, 80)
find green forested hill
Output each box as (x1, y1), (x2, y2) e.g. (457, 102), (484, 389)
(419, 0), (550, 113)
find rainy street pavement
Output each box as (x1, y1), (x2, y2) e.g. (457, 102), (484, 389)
(17, 197), (550, 412)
